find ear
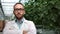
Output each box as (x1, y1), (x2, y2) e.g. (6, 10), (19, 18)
(24, 12), (25, 14)
(24, 11), (26, 14)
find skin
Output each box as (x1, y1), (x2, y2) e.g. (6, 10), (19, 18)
(23, 30), (28, 34)
(13, 4), (25, 20)
(13, 4), (27, 34)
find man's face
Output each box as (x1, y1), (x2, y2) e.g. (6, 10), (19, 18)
(14, 4), (25, 19)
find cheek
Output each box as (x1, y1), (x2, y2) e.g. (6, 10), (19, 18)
(14, 12), (18, 15)
(14, 11), (25, 15)
(20, 11), (25, 14)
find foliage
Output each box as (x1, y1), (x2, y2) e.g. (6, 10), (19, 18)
(24, 0), (60, 29)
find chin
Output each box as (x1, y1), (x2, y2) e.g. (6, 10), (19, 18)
(17, 17), (21, 18)
(15, 15), (23, 19)
(16, 16), (23, 19)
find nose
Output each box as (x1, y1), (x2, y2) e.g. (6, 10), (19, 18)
(17, 11), (23, 14)
(17, 10), (21, 12)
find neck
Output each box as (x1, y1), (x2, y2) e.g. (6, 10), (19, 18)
(16, 17), (23, 21)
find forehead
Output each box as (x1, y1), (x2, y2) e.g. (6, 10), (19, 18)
(14, 4), (24, 9)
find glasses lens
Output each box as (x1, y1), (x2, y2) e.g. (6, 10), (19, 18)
(14, 8), (24, 11)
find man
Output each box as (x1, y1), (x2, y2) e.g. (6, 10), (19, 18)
(3, 3), (37, 34)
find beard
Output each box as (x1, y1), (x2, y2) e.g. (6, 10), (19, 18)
(15, 15), (24, 20)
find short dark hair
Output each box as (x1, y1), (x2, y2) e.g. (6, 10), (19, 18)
(14, 3), (24, 8)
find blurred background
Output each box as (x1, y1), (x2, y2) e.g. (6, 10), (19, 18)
(0, 0), (60, 34)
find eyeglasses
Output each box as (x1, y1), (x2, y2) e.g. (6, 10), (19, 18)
(14, 8), (25, 11)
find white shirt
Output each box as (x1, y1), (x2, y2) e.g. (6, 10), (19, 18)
(3, 18), (37, 34)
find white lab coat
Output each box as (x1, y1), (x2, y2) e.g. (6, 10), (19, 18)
(3, 18), (37, 34)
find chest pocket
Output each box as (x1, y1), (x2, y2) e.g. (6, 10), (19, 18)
(9, 26), (16, 30)
(8, 23), (19, 31)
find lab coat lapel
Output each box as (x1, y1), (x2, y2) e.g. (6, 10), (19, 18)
(13, 18), (27, 30)
(12, 20), (19, 30)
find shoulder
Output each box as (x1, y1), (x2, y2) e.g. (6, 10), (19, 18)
(24, 20), (35, 26)
(5, 20), (15, 25)
(24, 20), (36, 30)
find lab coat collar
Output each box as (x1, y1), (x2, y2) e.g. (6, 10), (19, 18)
(15, 17), (26, 24)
